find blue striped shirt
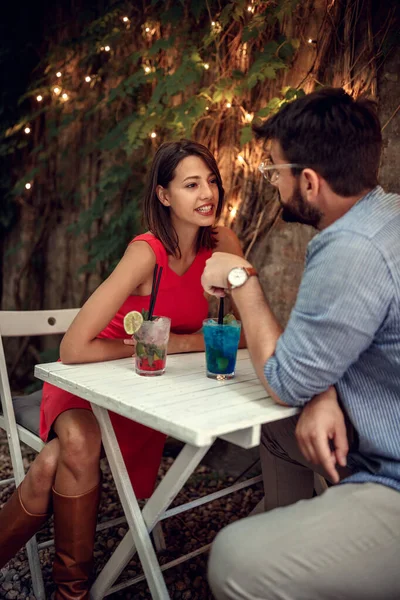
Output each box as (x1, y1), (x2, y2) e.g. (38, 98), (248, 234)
(265, 186), (400, 492)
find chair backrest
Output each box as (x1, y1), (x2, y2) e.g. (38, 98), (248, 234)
(0, 309), (80, 337)
(0, 309), (80, 483)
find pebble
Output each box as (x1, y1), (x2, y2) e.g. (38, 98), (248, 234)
(0, 430), (263, 599)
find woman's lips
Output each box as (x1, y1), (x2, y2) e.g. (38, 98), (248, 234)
(195, 204), (214, 216)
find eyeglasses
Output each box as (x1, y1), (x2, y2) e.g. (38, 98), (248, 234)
(258, 159), (306, 184)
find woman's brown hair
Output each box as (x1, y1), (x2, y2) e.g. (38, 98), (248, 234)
(143, 139), (224, 256)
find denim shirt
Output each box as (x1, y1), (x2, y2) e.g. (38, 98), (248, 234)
(265, 186), (400, 492)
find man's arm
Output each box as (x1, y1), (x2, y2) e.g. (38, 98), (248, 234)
(202, 231), (393, 407)
(231, 277), (286, 404)
(201, 251), (286, 403)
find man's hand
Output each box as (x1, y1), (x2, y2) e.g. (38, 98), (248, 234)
(295, 386), (349, 484)
(201, 252), (252, 297)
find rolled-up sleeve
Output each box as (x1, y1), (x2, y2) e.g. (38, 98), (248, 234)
(264, 230), (393, 407)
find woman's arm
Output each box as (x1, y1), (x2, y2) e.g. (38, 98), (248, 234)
(214, 225), (244, 257)
(60, 242), (155, 364)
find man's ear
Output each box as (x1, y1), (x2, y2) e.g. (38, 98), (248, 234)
(300, 168), (320, 203)
(156, 185), (170, 207)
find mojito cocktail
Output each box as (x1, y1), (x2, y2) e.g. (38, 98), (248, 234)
(202, 318), (241, 379)
(134, 316), (171, 376)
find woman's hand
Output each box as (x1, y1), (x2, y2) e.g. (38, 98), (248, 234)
(167, 332), (204, 354)
(123, 337), (137, 355)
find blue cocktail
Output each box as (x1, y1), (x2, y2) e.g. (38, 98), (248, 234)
(202, 318), (241, 379)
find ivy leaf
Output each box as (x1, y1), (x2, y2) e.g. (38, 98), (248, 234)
(212, 89), (224, 102)
(160, 4), (184, 26)
(264, 66), (277, 79)
(148, 37), (176, 56)
(242, 26), (260, 42)
(257, 97), (283, 117)
(190, 0), (207, 22)
(240, 125), (253, 147)
(232, 69), (245, 80)
(219, 3), (234, 28)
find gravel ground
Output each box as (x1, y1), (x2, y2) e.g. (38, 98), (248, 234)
(0, 431), (263, 599)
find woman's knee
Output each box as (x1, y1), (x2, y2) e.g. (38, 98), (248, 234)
(55, 410), (102, 472)
(28, 439), (60, 493)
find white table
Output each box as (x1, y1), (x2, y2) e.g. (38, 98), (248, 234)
(35, 350), (297, 599)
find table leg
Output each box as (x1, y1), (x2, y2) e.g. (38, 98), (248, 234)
(90, 409), (211, 599)
(90, 404), (171, 600)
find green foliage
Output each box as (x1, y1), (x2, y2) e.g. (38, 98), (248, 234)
(2, 0), (305, 276)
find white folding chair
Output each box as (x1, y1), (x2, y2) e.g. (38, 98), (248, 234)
(0, 309), (166, 598)
(0, 309), (79, 600)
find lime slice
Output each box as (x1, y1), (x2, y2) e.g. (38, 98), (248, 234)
(223, 313), (236, 325)
(217, 357), (230, 371)
(123, 310), (144, 335)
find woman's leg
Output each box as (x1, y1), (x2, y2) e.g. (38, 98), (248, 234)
(20, 437), (60, 513)
(0, 438), (60, 568)
(51, 408), (102, 600)
(53, 408), (102, 495)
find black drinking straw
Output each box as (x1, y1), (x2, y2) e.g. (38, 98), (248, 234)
(148, 265), (163, 320)
(218, 296), (224, 325)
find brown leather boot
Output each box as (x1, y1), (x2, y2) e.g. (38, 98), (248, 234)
(0, 484), (50, 568)
(52, 482), (101, 600)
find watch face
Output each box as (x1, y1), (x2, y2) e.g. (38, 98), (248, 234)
(229, 268), (247, 287)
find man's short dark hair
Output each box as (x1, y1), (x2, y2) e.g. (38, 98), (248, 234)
(253, 87), (382, 197)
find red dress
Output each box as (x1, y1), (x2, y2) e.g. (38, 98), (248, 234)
(40, 233), (211, 498)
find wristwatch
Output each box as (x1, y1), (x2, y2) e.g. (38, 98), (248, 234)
(227, 266), (258, 291)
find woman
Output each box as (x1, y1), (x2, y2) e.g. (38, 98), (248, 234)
(0, 139), (243, 598)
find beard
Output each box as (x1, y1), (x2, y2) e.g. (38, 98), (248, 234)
(280, 181), (323, 228)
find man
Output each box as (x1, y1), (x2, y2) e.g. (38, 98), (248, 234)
(203, 88), (400, 599)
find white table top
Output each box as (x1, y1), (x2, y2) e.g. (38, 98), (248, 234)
(35, 350), (297, 448)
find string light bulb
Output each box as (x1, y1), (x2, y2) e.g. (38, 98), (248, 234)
(203, 63), (210, 70)
(24, 127), (31, 134)
(205, 106), (209, 111)
(211, 21), (216, 26)
(61, 92), (69, 101)
(53, 87), (61, 95)
(247, 5), (254, 12)
(85, 76), (91, 82)
(56, 72), (62, 78)
(104, 45), (111, 52)
(144, 66), (151, 73)
(237, 155), (245, 164)
(122, 16), (129, 22)
(36, 95), (43, 102)
(25, 183), (32, 190)
(226, 102), (232, 108)
(150, 132), (157, 138)
(230, 207), (238, 217)
(245, 112), (253, 122)
(145, 27), (150, 32)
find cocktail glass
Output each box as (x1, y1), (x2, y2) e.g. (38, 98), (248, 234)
(202, 318), (241, 380)
(134, 316), (171, 376)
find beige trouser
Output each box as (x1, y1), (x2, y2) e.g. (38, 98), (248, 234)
(208, 415), (400, 600)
